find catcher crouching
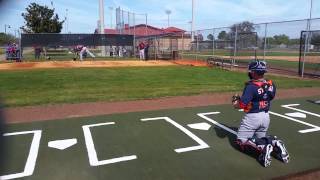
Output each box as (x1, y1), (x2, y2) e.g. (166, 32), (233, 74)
(232, 60), (290, 167)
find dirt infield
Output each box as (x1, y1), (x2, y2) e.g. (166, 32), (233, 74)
(0, 60), (177, 70)
(172, 59), (208, 66)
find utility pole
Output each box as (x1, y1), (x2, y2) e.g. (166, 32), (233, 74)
(301, 0), (313, 77)
(191, 0), (195, 41)
(99, 0), (106, 56)
(109, 7), (113, 28)
(165, 10), (171, 27)
(4, 24), (11, 34)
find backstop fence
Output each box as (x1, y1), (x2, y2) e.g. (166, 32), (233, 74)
(180, 18), (320, 77)
(299, 30), (320, 77)
(5, 17), (320, 77)
(19, 33), (134, 61)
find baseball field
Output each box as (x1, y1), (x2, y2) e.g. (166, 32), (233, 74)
(0, 60), (320, 180)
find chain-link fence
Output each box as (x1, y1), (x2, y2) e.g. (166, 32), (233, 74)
(19, 33), (134, 61)
(180, 18), (320, 77)
(135, 32), (185, 60)
(299, 30), (320, 77)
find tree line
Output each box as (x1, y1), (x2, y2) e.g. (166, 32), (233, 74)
(206, 21), (320, 46)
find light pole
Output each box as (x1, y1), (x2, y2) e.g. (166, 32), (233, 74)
(65, 9), (69, 33)
(301, 0), (313, 77)
(188, 21), (192, 31)
(98, 0), (106, 56)
(4, 24), (11, 34)
(109, 7), (113, 28)
(165, 10), (171, 27)
(191, 0), (195, 41)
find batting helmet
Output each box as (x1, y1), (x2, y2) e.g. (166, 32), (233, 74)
(248, 60), (267, 73)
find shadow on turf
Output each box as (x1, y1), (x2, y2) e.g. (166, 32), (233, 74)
(212, 125), (262, 165)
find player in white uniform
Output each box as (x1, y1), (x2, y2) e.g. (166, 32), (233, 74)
(75, 45), (95, 61)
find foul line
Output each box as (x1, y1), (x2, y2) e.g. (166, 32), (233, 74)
(1, 130), (42, 180)
(197, 112), (237, 135)
(141, 117), (209, 153)
(282, 104), (320, 118)
(82, 122), (137, 167)
(269, 111), (320, 134)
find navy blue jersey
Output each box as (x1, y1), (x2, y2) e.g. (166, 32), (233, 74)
(239, 79), (276, 113)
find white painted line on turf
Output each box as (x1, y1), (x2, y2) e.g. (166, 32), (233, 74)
(299, 128), (320, 134)
(269, 111), (320, 134)
(197, 112), (237, 135)
(187, 123), (211, 131)
(282, 104), (320, 118)
(285, 112), (307, 118)
(48, 139), (77, 150)
(1, 130), (42, 180)
(82, 122), (137, 166)
(141, 117), (209, 153)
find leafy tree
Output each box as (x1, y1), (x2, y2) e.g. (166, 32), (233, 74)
(230, 21), (255, 34)
(0, 33), (16, 45)
(288, 38), (300, 45)
(218, 31), (228, 40)
(273, 34), (289, 45)
(311, 34), (320, 45)
(21, 3), (64, 33)
(207, 34), (214, 41)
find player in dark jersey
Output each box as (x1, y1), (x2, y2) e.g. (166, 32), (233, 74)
(232, 60), (289, 167)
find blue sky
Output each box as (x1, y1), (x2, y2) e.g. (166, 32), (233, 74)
(0, 0), (319, 35)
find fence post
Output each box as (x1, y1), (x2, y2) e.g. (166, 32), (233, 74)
(181, 32), (184, 59)
(145, 14), (148, 36)
(133, 13), (136, 58)
(263, 23), (268, 61)
(196, 30), (199, 61)
(301, 19), (311, 77)
(19, 32), (22, 61)
(233, 26), (238, 66)
(212, 28), (215, 56)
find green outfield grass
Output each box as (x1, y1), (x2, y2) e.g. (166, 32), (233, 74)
(181, 54), (319, 72)
(2, 96), (320, 180)
(0, 48), (5, 55)
(181, 50), (320, 57)
(0, 66), (319, 107)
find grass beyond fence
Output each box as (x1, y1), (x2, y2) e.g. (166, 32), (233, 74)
(181, 50), (320, 57)
(0, 48), (5, 55)
(0, 66), (319, 107)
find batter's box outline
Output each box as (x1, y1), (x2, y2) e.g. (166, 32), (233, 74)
(82, 122), (137, 167)
(0, 130), (42, 180)
(141, 117), (209, 153)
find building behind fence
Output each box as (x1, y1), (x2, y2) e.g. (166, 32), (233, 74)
(10, 16), (320, 77)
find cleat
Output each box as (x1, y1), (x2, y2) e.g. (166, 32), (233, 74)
(274, 140), (290, 163)
(259, 144), (273, 167)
